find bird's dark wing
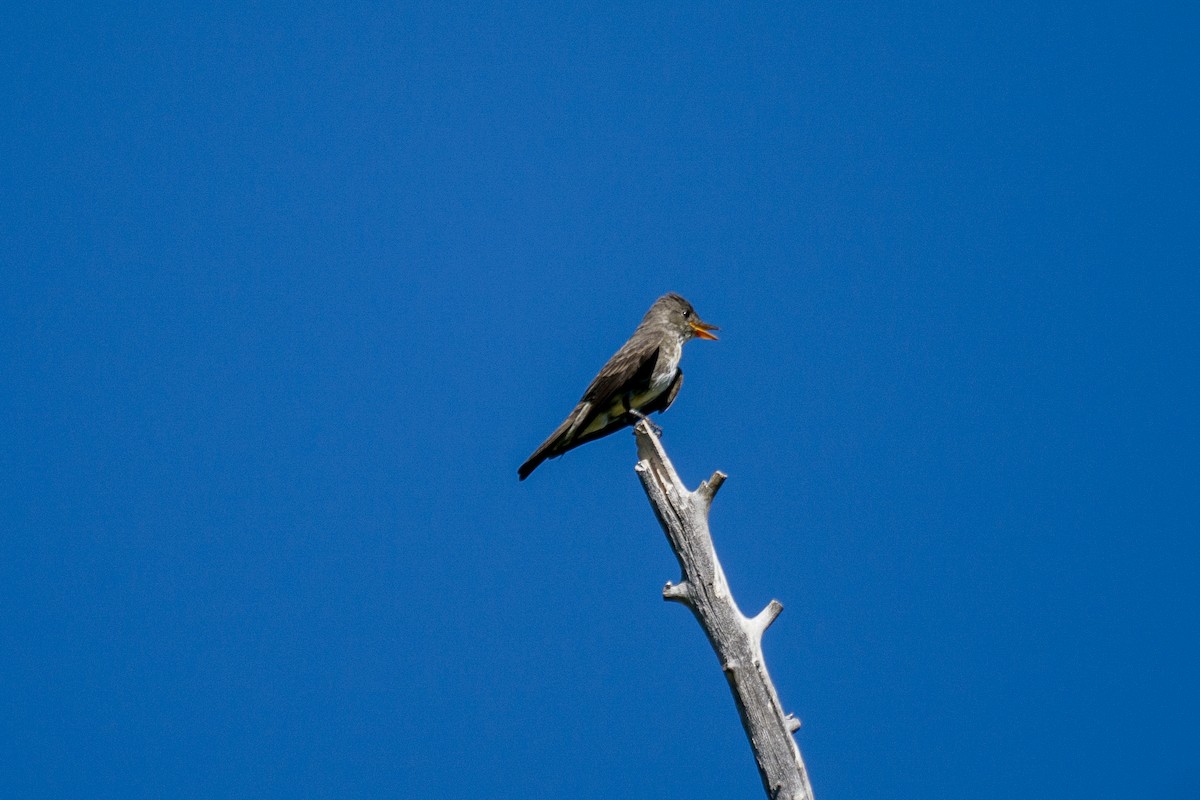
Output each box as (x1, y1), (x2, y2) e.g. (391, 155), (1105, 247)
(560, 343), (659, 441)
(519, 341), (661, 481)
(580, 343), (659, 407)
(569, 364), (679, 452)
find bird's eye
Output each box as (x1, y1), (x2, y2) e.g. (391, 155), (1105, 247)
(683, 309), (691, 319)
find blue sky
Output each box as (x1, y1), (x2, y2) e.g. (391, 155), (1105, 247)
(2, 3), (1196, 798)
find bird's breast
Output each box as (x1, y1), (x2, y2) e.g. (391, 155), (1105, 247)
(642, 348), (680, 401)
(623, 341), (680, 404)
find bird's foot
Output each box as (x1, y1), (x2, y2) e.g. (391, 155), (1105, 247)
(628, 410), (663, 437)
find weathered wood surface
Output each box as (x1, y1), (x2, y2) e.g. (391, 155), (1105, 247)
(633, 421), (814, 800)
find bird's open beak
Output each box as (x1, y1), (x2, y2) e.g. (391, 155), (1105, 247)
(690, 320), (719, 341)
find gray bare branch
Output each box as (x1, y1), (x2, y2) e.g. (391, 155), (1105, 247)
(633, 421), (814, 800)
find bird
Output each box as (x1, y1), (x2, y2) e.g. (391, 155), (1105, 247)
(518, 293), (717, 480)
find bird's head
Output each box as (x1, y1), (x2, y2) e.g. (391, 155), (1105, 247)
(653, 293), (719, 341)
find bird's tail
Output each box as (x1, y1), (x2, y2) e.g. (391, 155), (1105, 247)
(518, 403), (590, 480)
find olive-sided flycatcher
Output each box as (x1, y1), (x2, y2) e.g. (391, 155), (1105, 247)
(518, 293), (718, 480)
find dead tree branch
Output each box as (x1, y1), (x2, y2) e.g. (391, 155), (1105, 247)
(633, 421), (814, 800)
